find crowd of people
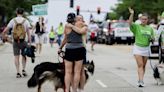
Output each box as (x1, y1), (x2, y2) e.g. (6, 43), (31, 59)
(1, 6), (164, 92)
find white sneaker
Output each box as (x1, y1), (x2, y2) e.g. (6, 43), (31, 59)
(137, 80), (145, 87)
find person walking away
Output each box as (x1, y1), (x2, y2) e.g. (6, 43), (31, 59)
(88, 20), (99, 51)
(57, 22), (64, 46)
(2, 8), (31, 78)
(33, 17), (45, 54)
(49, 26), (55, 47)
(128, 7), (154, 87)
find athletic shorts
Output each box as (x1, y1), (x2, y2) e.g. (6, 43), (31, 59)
(13, 41), (27, 56)
(83, 48), (87, 64)
(133, 45), (149, 57)
(64, 47), (86, 62)
(90, 36), (97, 42)
(49, 38), (55, 43)
(35, 34), (44, 44)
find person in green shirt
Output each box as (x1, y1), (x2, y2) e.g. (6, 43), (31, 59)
(129, 7), (154, 87)
(56, 22), (64, 46)
(49, 26), (55, 47)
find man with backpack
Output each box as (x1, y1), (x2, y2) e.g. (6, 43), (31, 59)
(2, 8), (31, 78)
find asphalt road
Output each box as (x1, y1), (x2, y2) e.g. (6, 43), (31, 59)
(0, 43), (163, 92)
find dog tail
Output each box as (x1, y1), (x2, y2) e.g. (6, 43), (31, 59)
(27, 73), (38, 88)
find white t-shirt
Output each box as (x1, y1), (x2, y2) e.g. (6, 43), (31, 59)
(7, 16), (31, 32)
(7, 16), (31, 41)
(88, 23), (99, 36)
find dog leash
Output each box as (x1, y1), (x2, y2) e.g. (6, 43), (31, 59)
(57, 50), (65, 63)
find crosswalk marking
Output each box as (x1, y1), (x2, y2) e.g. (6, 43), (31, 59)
(96, 80), (107, 88)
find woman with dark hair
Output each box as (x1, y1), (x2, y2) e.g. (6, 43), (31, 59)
(129, 8), (154, 87)
(58, 13), (87, 92)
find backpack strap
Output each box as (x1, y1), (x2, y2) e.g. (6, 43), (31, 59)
(13, 19), (18, 25)
(13, 18), (26, 25)
(21, 19), (26, 24)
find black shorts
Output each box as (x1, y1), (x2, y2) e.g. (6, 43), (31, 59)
(83, 48), (87, 64)
(49, 38), (55, 43)
(64, 47), (85, 62)
(90, 36), (97, 42)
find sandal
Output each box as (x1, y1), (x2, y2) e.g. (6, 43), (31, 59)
(22, 70), (27, 77)
(16, 73), (22, 78)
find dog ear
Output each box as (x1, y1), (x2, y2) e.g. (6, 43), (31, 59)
(86, 60), (89, 64)
(91, 60), (94, 63)
(91, 60), (94, 66)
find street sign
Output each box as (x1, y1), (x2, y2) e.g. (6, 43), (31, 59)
(32, 4), (47, 15)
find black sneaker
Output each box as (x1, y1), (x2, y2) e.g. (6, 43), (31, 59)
(16, 73), (22, 78)
(22, 70), (27, 77)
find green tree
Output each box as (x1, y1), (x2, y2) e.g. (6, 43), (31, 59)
(0, 0), (47, 26)
(112, 0), (164, 23)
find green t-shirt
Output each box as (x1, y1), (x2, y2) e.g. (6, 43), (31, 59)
(49, 31), (55, 38)
(57, 25), (64, 35)
(130, 23), (154, 47)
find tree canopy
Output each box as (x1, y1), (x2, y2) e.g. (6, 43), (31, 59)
(0, 0), (47, 26)
(109, 0), (164, 23)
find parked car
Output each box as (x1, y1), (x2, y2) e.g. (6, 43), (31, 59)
(97, 21), (108, 44)
(106, 20), (134, 45)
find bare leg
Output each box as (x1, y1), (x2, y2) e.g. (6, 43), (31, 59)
(143, 56), (148, 75)
(134, 55), (144, 81)
(36, 44), (39, 53)
(72, 60), (83, 92)
(15, 55), (20, 73)
(39, 43), (42, 54)
(79, 66), (86, 91)
(91, 41), (95, 51)
(64, 60), (73, 92)
(22, 56), (26, 71)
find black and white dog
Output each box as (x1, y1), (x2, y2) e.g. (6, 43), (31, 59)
(153, 64), (164, 85)
(27, 60), (95, 92)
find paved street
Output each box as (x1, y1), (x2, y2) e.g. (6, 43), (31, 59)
(0, 43), (164, 92)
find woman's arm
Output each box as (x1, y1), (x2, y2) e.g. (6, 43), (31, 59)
(31, 24), (36, 34)
(67, 23), (87, 34)
(59, 26), (67, 49)
(128, 7), (134, 25)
